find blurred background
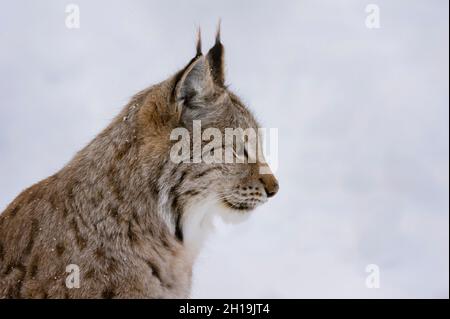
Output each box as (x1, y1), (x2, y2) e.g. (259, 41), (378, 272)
(0, 0), (448, 298)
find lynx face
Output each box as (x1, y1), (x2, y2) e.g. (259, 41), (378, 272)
(176, 88), (279, 214)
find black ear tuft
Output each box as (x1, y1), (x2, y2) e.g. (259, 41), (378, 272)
(196, 27), (202, 57)
(215, 19), (221, 44)
(206, 20), (225, 86)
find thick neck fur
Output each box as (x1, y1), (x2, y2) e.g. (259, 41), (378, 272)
(0, 77), (194, 298)
(59, 81), (176, 247)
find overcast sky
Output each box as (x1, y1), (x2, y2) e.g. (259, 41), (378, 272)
(0, 0), (448, 298)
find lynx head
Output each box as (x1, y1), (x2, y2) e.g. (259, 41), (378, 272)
(137, 26), (279, 246)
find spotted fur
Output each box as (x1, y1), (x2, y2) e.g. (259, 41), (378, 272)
(0, 29), (278, 299)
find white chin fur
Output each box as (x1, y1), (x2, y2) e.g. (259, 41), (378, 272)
(215, 203), (252, 225)
(181, 195), (252, 257)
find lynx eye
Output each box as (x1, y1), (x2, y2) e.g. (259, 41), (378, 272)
(243, 147), (252, 164)
(243, 147), (249, 159)
(230, 144), (248, 163)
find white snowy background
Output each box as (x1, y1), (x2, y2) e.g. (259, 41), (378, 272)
(0, 0), (448, 298)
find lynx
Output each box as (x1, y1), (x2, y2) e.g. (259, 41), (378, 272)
(0, 28), (279, 299)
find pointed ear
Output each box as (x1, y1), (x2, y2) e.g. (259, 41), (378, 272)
(206, 23), (225, 86)
(175, 56), (215, 105)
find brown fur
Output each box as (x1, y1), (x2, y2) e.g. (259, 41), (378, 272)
(0, 31), (278, 299)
